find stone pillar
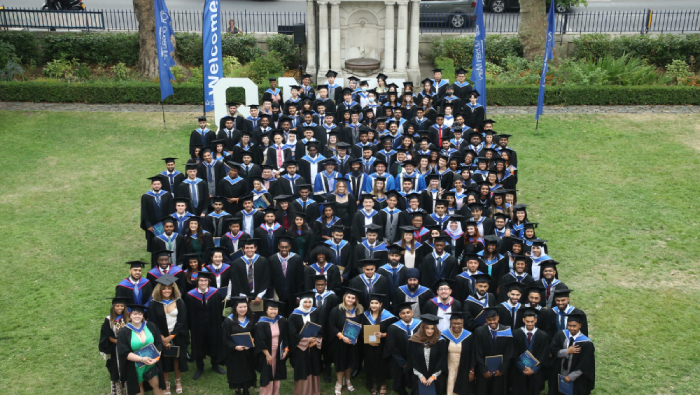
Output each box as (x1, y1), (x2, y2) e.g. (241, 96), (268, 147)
(330, 1), (342, 70)
(395, 0), (408, 72)
(383, 0), (396, 72)
(318, 1), (330, 72)
(408, 0), (420, 71)
(306, 0), (317, 74)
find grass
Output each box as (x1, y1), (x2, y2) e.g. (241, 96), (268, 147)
(1, 110), (699, 395)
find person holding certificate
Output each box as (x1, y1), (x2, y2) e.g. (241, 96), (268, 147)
(99, 298), (129, 395)
(255, 299), (289, 395)
(222, 297), (257, 395)
(116, 304), (166, 395)
(288, 291), (323, 395)
(407, 314), (448, 395)
(329, 287), (364, 395)
(361, 293), (397, 395)
(441, 313), (475, 395)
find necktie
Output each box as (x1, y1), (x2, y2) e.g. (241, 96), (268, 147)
(546, 284), (551, 301)
(200, 291), (207, 307)
(334, 245), (341, 266)
(389, 210), (395, 223)
(167, 173), (175, 190)
(405, 323), (411, 340)
(369, 244), (374, 259)
(133, 283), (141, 304)
(527, 332), (533, 345)
(367, 276), (374, 294)
(247, 261), (254, 291)
(317, 295), (322, 307)
(517, 275), (524, 282)
(189, 183), (198, 209)
(564, 337), (575, 370)
(558, 314), (565, 330)
(436, 256), (442, 274)
(438, 126), (443, 147)
(277, 146), (283, 168)
(281, 257), (288, 277)
(491, 330), (498, 346)
(318, 265), (325, 275)
(206, 162), (214, 182)
(200, 129), (207, 146)
(154, 192), (161, 207)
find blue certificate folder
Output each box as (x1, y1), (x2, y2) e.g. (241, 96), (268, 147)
(485, 355), (503, 374)
(231, 333), (254, 348)
(418, 382), (436, 395)
(520, 350), (540, 368)
(342, 320), (362, 344)
(300, 322), (322, 338)
(558, 374), (574, 395)
(135, 343), (160, 367)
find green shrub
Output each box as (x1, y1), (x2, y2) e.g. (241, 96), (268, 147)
(75, 62), (91, 80)
(430, 35), (523, 70)
(0, 61), (24, 82)
(173, 32), (202, 65)
(43, 58), (77, 80)
(573, 34), (700, 71)
(0, 31), (41, 64)
(1, 81), (696, 105)
(247, 51), (284, 84)
(266, 34), (297, 69)
(222, 33), (264, 64)
(110, 62), (130, 81)
(42, 33), (139, 65)
(435, 57), (456, 82)
(0, 41), (18, 69)
(666, 59), (692, 85)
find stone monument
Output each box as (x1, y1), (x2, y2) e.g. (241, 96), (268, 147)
(305, 0), (421, 84)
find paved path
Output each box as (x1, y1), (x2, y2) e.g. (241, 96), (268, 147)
(1, 102), (698, 114)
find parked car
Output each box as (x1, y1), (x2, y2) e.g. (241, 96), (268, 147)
(419, 0), (476, 29)
(485, 0), (569, 14)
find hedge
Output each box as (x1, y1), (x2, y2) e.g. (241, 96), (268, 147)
(1, 81), (698, 105)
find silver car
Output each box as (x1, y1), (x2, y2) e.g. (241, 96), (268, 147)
(420, 0), (477, 29)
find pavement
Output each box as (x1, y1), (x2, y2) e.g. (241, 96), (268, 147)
(2, 102), (698, 114)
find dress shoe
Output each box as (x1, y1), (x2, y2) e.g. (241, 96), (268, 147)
(212, 365), (227, 374)
(192, 369), (204, 380)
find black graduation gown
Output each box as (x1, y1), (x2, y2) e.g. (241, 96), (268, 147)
(230, 254), (272, 300)
(452, 82), (473, 100)
(549, 331), (595, 395)
(463, 293), (496, 331)
(511, 328), (550, 395)
(385, 319), (422, 392)
(141, 191), (175, 251)
(313, 290), (340, 368)
(254, 318), (289, 386)
(497, 302), (526, 330)
(269, 252), (306, 316)
(98, 317), (123, 381)
(349, 274), (391, 310)
(253, 225), (286, 257)
(237, 163), (262, 190)
(217, 128), (242, 152)
(428, 124), (453, 148)
(351, 242), (389, 279)
(304, 263), (342, 295)
(189, 129), (217, 155)
(221, 231), (251, 263)
(218, 176), (249, 214)
(147, 299), (190, 373)
(116, 321), (166, 395)
(422, 298), (465, 328)
(233, 209), (265, 236)
(291, 198), (320, 223)
(288, 310), (323, 380)
(204, 212), (233, 239)
(222, 316), (257, 389)
(443, 330), (477, 395)
(544, 306), (589, 337)
(151, 233), (184, 267)
(438, 96), (463, 113)
(219, 115), (246, 134)
(328, 307), (361, 372)
(398, 209), (428, 228)
(197, 161), (227, 196)
(298, 156), (326, 187)
(160, 171), (185, 196)
(264, 146), (293, 170)
(464, 104), (485, 129)
(182, 233), (214, 263)
(326, 194), (357, 229)
(350, 210), (386, 244)
(390, 286), (435, 317)
(115, 278), (153, 307)
(276, 174), (307, 198)
(361, 310), (398, 389)
(184, 288), (224, 363)
(175, 179), (210, 216)
(497, 272), (535, 303)
(474, 324), (514, 395)
(419, 253), (459, 287)
(232, 145), (256, 165)
(407, 339), (448, 393)
(313, 97), (336, 114)
(146, 266), (186, 293)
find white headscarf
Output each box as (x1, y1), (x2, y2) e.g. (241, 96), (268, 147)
(297, 297), (314, 323)
(445, 220), (464, 240)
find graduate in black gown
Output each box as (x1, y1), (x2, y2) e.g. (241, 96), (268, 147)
(99, 298), (129, 395)
(361, 293), (397, 395)
(184, 271), (226, 380)
(406, 314), (448, 395)
(254, 299), (290, 395)
(328, 287), (364, 394)
(464, 273), (496, 331)
(177, 162), (210, 216)
(116, 304), (166, 395)
(474, 307), (514, 395)
(548, 312), (595, 395)
(151, 218), (184, 268)
(141, 175), (174, 252)
(115, 261), (152, 307)
(385, 302), (422, 395)
(288, 291), (323, 395)
(351, 194), (386, 243)
(160, 157), (185, 197)
(348, 259), (391, 310)
(286, 212), (315, 261)
(222, 297), (257, 395)
(310, 274), (340, 383)
(189, 116), (217, 156)
(324, 225), (355, 283)
(441, 312), (476, 395)
(218, 161), (249, 215)
(230, 238), (272, 310)
(146, 251), (185, 304)
(254, 207), (286, 258)
(269, 235), (306, 317)
(544, 288), (589, 337)
(510, 307), (549, 395)
(221, 217), (251, 264)
(419, 235), (459, 287)
(147, 274), (189, 394)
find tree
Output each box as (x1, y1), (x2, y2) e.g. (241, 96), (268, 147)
(518, 0), (587, 60)
(133, 0), (158, 77)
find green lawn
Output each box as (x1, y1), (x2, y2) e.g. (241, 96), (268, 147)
(1, 110), (699, 395)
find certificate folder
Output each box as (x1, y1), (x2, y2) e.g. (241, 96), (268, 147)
(162, 346), (180, 358)
(135, 344), (160, 367)
(300, 322), (322, 338)
(520, 350), (540, 368)
(558, 374), (573, 395)
(342, 320), (362, 344)
(364, 325), (381, 344)
(231, 332), (254, 348)
(485, 355), (503, 374)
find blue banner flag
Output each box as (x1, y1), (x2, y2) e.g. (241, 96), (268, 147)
(203, 0), (223, 113)
(470, 0), (486, 113)
(535, 0), (557, 120)
(154, 0), (175, 101)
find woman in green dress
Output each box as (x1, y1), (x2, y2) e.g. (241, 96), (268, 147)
(182, 217), (213, 263)
(116, 304), (166, 395)
(287, 212), (314, 263)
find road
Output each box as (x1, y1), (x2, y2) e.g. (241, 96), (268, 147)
(2, 0), (698, 12)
